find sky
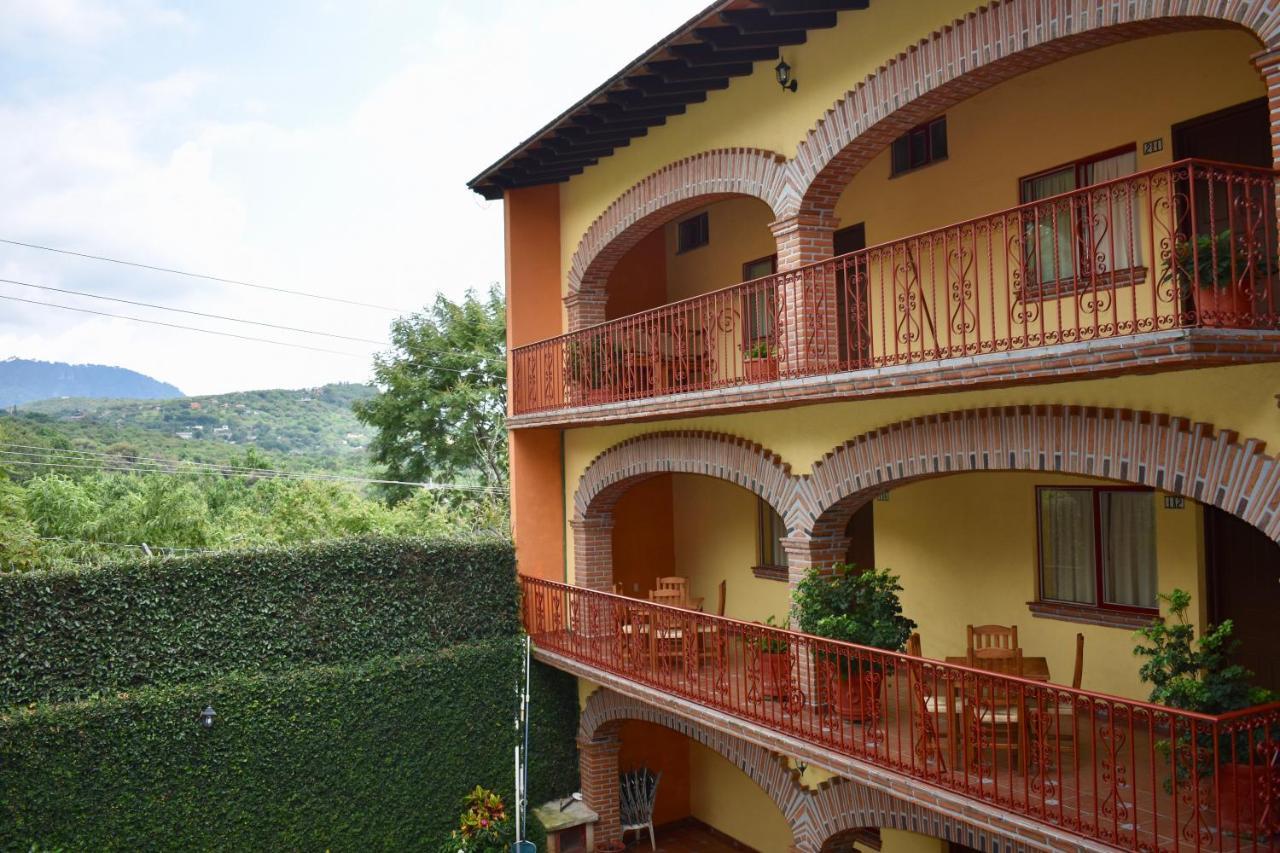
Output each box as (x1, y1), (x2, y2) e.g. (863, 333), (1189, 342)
(0, 0), (695, 395)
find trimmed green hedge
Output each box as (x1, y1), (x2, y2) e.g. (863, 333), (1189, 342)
(0, 637), (579, 851)
(0, 537), (519, 705)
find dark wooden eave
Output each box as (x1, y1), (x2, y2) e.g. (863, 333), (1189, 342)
(466, 0), (871, 201)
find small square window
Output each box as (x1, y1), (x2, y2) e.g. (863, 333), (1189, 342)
(676, 212), (709, 253)
(890, 116), (947, 176)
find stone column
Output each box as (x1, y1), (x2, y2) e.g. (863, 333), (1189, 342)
(781, 534), (851, 710)
(578, 731), (622, 846)
(565, 290), (608, 332)
(771, 213), (840, 378)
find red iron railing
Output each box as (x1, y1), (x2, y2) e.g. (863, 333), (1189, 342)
(520, 575), (1280, 851)
(512, 159), (1280, 414)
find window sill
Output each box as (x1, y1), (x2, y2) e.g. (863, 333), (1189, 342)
(752, 565), (789, 582)
(1023, 266), (1148, 301)
(1027, 600), (1158, 629)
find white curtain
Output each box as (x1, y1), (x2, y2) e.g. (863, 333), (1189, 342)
(1101, 491), (1157, 608)
(1024, 167), (1078, 286)
(1083, 150), (1142, 274)
(1039, 489), (1096, 604)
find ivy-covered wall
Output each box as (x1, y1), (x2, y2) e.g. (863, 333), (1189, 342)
(0, 538), (579, 850)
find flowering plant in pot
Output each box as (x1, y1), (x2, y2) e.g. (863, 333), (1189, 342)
(439, 786), (513, 853)
(1133, 589), (1275, 836)
(792, 564), (917, 721)
(742, 339), (778, 383)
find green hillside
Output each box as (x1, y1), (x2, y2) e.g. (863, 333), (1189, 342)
(5, 383), (378, 476)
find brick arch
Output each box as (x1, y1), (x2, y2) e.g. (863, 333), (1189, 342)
(572, 430), (804, 591)
(579, 688), (1033, 852)
(565, 148), (793, 330)
(790, 0), (1279, 221)
(801, 406), (1280, 545)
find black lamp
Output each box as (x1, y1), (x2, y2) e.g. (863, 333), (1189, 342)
(199, 705), (217, 729)
(775, 57), (798, 92)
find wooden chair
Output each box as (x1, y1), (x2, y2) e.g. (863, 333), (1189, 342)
(906, 633), (948, 770)
(647, 589), (689, 670)
(963, 646), (1024, 772)
(655, 576), (688, 596)
(967, 624), (1019, 654)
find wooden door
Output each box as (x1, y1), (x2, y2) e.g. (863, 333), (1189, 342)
(1205, 504), (1280, 695)
(834, 223), (868, 367)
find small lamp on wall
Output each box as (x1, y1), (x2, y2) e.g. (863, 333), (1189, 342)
(199, 705), (217, 729)
(775, 57), (798, 93)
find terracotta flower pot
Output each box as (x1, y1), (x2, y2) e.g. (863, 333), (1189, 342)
(754, 650), (791, 700)
(742, 357), (777, 383)
(1216, 761), (1269, 838)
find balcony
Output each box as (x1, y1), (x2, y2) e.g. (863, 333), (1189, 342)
(520, 575), (1280, 851)
(511, 160), (1280, 420)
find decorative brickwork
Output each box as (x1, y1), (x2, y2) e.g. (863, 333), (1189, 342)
(791, 0), (1280, 221)
(804, 406), (1280, 546)
(577, 687), (1041, 853)
(577, 730), (622, 845)
(565, 148), (794, 330)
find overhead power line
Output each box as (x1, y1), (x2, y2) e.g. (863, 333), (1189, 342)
(0, 444), (508, 493)
(0, 235), (409, 314)
(0, 283), (502, 370)
(0, 277), (390, 346)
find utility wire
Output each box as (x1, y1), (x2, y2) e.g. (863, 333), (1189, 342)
(0, 277), (390, 346)
(0, 236), (409, 314)
(0, 287), (503, 370)
(0, 445), (508, 492)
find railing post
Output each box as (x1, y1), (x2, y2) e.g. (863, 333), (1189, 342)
(771, 212), (840, 377)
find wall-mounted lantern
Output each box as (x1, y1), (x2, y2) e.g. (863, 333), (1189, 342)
(199, 705), (217, 729)
(775, 57), (798, 93)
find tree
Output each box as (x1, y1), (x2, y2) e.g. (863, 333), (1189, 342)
(355, 287), (507, 499)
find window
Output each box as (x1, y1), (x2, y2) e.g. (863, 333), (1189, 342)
(676, 212), (709, 253)
(891, 116), (948, 176)
(757, 498), (788, 569)
(1019, 147), (1143, 294)
(741, 255), (777, 344)
(1037, 487), (1157, 612)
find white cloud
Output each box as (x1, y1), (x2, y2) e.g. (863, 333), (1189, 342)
(0, 0), (185, 48)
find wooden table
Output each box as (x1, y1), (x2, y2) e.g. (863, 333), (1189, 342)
(943, 656), (1051, 681)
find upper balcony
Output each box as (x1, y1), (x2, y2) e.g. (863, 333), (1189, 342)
(511, 160), (1280, 424)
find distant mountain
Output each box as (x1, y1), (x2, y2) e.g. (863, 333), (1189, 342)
(0, 358), (182, 408)
(19, 382), (377, 459)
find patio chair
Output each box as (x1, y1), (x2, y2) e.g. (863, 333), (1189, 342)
(967, 623), (1019, 654)
(620, 767), (662, 850)
(963, 646), (1024, 772)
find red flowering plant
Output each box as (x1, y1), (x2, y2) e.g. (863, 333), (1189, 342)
(440, 786), (512, 853)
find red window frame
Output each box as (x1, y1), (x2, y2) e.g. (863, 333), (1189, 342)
(676, 211), (710, 254)
(890, 116), (948, 176)
(1034, 484), (1159, 616)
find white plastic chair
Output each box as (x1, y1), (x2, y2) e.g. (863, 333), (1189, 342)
(619, 767), (661, 850)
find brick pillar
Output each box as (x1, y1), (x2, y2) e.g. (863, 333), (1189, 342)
(781, 534), (850, 709)
(565, 290), (608, 332)
(1253, 47), (1280, 238)
(571, 516), (614, 591)
(579, 731), (622, 845)
(771, 212), (840, 378)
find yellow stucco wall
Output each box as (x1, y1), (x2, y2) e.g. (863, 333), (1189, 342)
(688, 740), (795, 853)
(877, 472), (1203, 699)
(558, 0), (999, 281)
(558, 22), (1265, 305)
(662, 197), (777, 302)
(881, 829), (948, 853)
(672, 475), (791, 625)
(833, 29), (1264, 244)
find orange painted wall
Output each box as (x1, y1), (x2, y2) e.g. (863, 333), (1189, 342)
(617, 720), (691, 827)
(611, 474), (675, 596)
(505, 185), (565, 579)
(606, 228), (668, 320)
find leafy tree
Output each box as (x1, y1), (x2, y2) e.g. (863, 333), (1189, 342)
(355, 288), (507, 500)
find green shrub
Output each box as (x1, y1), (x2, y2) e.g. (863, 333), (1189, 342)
(0, 638), (576, 851)
(0, 536), (519, 705)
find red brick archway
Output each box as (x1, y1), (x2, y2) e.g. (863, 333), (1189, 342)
(565, 148), (793, 330)
(577, 687), (1038, 852)
(803, 406), (1280, 548)
(572, 430), (801, 591)
(789, 0), (1280, 223)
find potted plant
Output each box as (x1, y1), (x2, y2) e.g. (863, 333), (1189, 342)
(1162, 230), (1277, 327)
(746, 615), (794, 702)
(1133, 589), (1274, 836)
(742, 339), (778, 383)
(565, 334), (620, 405)
(792, 564), (917, 722)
